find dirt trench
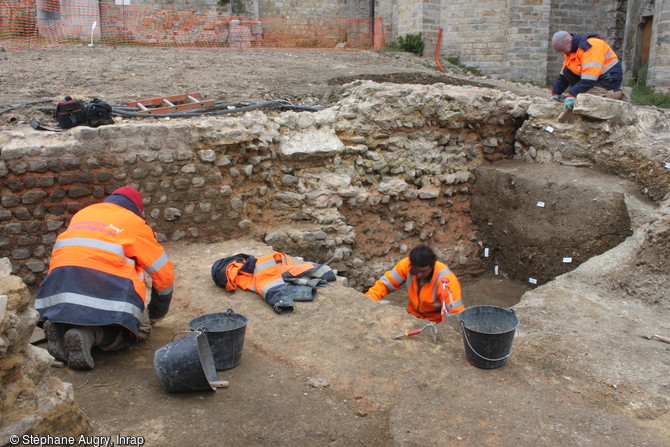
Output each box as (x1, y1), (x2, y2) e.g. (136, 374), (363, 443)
(42, 161), (664, 447)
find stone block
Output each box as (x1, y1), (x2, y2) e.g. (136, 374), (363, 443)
(277, 128), (345, 160)
(1, 194), (21, 208)
(6, 307), (39, 353)
(0, 294), (6, 322)
(573, 94), (637, 125)
(1, 276), (32, 312)
(67, 186), (91, 199)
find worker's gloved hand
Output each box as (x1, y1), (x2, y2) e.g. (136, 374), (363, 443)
(148, 286), (172, 321)
(563, 95), (576, 110)
(550, 94), (562, 102)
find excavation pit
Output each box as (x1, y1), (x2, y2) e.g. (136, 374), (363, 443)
(2, 50), (670, 447)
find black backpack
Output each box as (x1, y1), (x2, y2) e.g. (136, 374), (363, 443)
(86, 98), (114, 127)
(54, 96), (114, 129)
(55, 96), (87, 129)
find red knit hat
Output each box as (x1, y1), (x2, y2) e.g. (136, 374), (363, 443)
(112, 186), (144, 213)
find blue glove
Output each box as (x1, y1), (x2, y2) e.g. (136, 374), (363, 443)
(564, 96), (576, 110)
(551, 94), (561, 102)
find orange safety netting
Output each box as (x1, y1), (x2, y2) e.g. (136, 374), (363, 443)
(0, 0), (386, 50)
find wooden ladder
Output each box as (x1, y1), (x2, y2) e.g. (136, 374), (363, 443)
(127, 93), (215, 114)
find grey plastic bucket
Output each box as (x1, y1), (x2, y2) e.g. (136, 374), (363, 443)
(154, 331), (217, 392)
(188, 309), (248, 371)
(458, 305), (519, 369)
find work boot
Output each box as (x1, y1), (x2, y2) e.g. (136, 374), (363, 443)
(43, 320), (68, 362)
(64, 327), (98, 370)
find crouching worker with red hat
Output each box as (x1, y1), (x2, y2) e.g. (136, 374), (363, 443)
(35, 186), (174, 370)
(365, 244), (464, 323)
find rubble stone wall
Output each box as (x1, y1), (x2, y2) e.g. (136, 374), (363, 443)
(0, 82), (523, 290)
(515, 94), (670, 201)
(2, 82), (669, 292)
(0, 258), (91, 445)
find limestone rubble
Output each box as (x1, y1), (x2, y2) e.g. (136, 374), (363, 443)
(0, 258), (91, 445)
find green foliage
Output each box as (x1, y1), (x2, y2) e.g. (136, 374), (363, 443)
(445, 56), (482, 76)
(630, 85), (670, 108)
(398, 33), (424, 56)
(627, 63), (670, 108)
(384, 33), (425, 56)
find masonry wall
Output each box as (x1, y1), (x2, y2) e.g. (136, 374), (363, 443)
(0, 82), (528, 290)
(622, 0), (655, 82)
(257, 0), (349, 19)
(506, 0), (551, 84)
(0, 260), (92, 443)
(128, 0), (224, 13)
(138, 0), (372, 18)
(395, 0), (421, 37)
(648, 0), (670, 92)
(438, 0), (507, 66)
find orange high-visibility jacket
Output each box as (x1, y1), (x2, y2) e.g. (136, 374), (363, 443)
(35, 201), (174, 337)
(225, 252), (314, 296)
(559, 36), (620, 95)
(365, 257), (464, 322)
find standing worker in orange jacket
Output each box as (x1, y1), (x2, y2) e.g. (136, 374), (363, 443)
(550, 31), (625, 111)
(365, 245), (464, 323)
(35, 186), (174, 370)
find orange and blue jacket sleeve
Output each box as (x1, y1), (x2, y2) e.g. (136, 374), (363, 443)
(131, 223), (174, 319)
(444, 271), (464, 313)
(365, 277), (390, 301)
(365, 262), (407, 301)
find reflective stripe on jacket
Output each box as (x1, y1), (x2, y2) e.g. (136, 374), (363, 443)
(365, 258), (463, 322)
(215, 252), (335, 313)
(552, 33), (621, 96)
(35, 202), (174, 337)
(226, 252), (314, 297)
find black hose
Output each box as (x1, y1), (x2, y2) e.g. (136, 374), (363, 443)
(0, 100), (52, 117)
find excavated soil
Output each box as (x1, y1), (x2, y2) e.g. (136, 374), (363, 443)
(0, 45), (548, 130)
(4, 45), (668, 446)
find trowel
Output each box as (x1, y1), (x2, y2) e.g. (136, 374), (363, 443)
(556, 108), (572, 122)
(643, 334), (670, 344)
(392, 322), (438, 343)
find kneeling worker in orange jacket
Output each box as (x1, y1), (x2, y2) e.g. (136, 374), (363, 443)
(365, 245), (464, 322)
(35, 186), (174, 370)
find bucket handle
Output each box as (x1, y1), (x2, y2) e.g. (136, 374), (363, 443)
(189, 309), (240, 335)
(459, 320), (516, 363)
(172, 330), (203, 341)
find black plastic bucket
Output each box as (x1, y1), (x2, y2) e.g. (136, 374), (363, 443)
(154, 331), (218, 392)
(188, 309), (248, 371)
(458, 305), (519, 369)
